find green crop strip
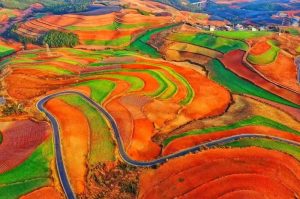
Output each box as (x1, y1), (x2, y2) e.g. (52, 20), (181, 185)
(129, 23), (179, 58)
(225, 138), (300, 160)
(211, 31), (271, 40)
(75, 80), (116, 104)
(0, 45), (15, 58)
(25, 64), (73, 75)
(80, 68), (175, 99)
(247, 40), (280, 65)
(84, 35), (131, 46)
(136, 62), (194, 105)
(163, 115), (300, 146)
(168, 33), (248, 53)
(208, 59), (300, 108)
(98, 74), (144, 92)
(65, 22), (150, 31)
(0, 178), (50, 199)
(60, 94), (115, 165)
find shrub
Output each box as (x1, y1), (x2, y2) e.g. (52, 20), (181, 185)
(41, 30), (79, 48)
(120, 181), (137, 194)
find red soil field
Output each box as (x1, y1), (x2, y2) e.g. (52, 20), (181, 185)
(20, 187), (62, 199)
(253, 52), (300, 92)
(139, 147), (300, 199)
(249, 40), (271, 55)
(0, 120), (50, 173)
(218, 190), (265, 199)
(163, 125), (300, 155)
(105, 98), (133, 148)
(127, 118), (161, 161)
(5, 68), (77, 100)
(221, 50), (300, 105)
(45, 98), (89, 194)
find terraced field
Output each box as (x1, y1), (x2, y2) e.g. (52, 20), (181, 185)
(0, 0), (299, 198)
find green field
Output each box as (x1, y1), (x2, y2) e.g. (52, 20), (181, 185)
(60, 94), (116, 165)
(129, 24), (179, 58)
(138, 62), (194, 105)
(75, 80), (116, 104)
(66, 22), (150, 31)
(0, 45), (15, 58)
(168, 33), (248, 53)
(287, 28), (300, 36)
(0, 139), (53, 199)
(247, 40), (280, 65)
(80, 68), (176, 99)
(0, 178), (50, 199)
(84, 35), (131, 46)
(163, 115), (300, 146)
(98, 74), (144, 92)
(208, 59), (300, 108)
(212, 31), (271, 40)
(225, 138), (300, 160)
(25, 64), (73, 75)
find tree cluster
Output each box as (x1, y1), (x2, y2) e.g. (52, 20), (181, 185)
(40, 30), (79, 48)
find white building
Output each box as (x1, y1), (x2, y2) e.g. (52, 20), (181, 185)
(190, 0), (207, 10)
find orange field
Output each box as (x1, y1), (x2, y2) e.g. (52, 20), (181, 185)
(45, 98), (89, 194)
(20, 187), (62, 199)
(162, 125), (300, 155)
(249, 40), (271, 55)
(253, 52), (300, 92)
(139, 147), (300, 199)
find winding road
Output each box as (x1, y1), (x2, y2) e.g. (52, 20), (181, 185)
(37, 91), (300, 199)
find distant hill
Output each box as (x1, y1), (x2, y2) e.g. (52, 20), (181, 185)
(0, 0), (91, 13)
(153, 0), (202, 11)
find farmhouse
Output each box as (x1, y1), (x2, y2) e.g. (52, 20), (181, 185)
(189, 0), (207, 9)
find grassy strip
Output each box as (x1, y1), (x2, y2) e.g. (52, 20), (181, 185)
(168, 33), (248, 53)
(64, 48), (136, 59)
(98, 74), (144, 92)
(65, 22), (150, 31)
(0, 178), (50, 199)
(137, 62), (194, 105)
(287, 28), (300, 36)
(0, 131), (2, 144)
(55, 57), (82, 65)
(247, 40), (280, 65)
(153, 70), (177, 99)
(129, 24), (179, 58)
(0, 58), (11, 70)
(81, 69), (171, 98)
(75, 80), (115, 104)
(225, 138), (300, 160)
(60, 94), (115, 165)
(163, 115), (300, 146)
(208, 59), (300, 108)
(84, 35), (131, 46)
(0, 139), (53, 184)
(25, 64), (73, 75)
(0, 45), (15, 58)
(212, 31), (271, 40)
